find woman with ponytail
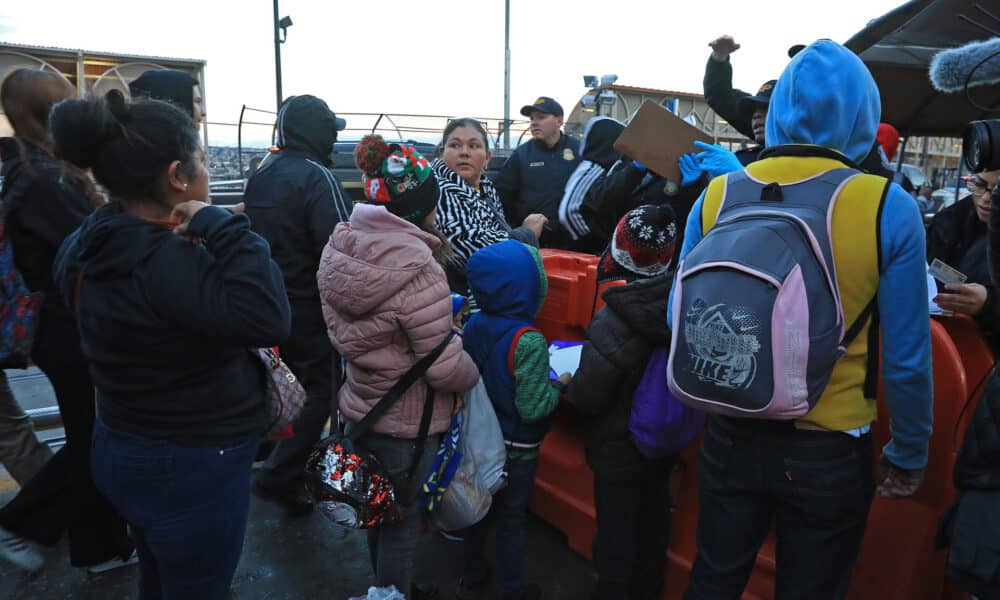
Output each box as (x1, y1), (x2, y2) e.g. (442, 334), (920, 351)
(50, 90), (290, 599)
(0, 68), (130, 574)
(318, 134), (479, 597)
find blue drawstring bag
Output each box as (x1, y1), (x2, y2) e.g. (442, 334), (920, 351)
(629, 348), (704, 458)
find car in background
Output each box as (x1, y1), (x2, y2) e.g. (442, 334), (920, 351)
(921, 176), (971, 224)
(901, 163), (929, 191)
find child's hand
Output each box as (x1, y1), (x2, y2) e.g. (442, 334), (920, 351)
(557, 372), (572, 386)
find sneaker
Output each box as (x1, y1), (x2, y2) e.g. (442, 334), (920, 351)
(86, 549), (139, 574)
(253, 479), (314, 517)
(0, 527), (43, 572)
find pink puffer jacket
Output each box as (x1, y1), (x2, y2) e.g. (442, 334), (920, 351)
(318, 204), (480, 438)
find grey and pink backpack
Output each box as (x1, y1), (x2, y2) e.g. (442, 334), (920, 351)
(667, 168), (878, 419)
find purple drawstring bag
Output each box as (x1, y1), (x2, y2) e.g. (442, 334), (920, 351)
(629, 348), (705, 458)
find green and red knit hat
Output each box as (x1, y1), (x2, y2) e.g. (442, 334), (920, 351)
(354, 134), (438, 224)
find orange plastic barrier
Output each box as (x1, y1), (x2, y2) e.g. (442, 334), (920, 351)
(530, 249), (622, 557)
(527, 249), (982, 600)
(934, 314), (996, 449)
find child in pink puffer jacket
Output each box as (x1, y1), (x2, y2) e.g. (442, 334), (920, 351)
(317, 135), (479, 597)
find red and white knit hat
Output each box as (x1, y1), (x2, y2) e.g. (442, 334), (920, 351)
(597, 204), (678, 284)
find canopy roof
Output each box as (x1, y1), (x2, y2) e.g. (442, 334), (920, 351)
(844, 0), (1000, 137)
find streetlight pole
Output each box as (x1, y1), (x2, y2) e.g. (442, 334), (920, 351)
(273, 0), (283, 111)
(503, 0), (511, 150)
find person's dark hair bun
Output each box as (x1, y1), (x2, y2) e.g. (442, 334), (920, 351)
(104, 89), (132, 124)
(49, 92), (123, 169)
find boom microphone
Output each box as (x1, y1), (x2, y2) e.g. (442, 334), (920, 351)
(930, 37), (1000, 93)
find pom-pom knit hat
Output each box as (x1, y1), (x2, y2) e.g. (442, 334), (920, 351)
(354, 134), (438, 224)
(597, 204), (678, 284)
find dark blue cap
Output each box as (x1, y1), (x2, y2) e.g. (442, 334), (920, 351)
(520, 96), (564, 117)
(739, 80), (777, 111)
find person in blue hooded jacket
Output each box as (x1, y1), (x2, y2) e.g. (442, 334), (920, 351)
(458, 239), (570, 600)
(669, 40), (933, 599)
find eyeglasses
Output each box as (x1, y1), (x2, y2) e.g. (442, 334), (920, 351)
(967, 178), (996, 196)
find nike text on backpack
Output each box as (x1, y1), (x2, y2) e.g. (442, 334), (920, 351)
(667, 168), (883, 419)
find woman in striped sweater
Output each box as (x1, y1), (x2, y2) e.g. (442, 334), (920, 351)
(433, 119), (547, 295)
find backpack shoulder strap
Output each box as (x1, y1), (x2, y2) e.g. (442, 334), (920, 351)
(508, 326), (543, 377)
(700, 174), (733, 233)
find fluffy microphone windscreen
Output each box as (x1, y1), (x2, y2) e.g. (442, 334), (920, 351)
(930, 37), (1000, 93)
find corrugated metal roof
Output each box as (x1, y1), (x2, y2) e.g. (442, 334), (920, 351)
(0, 41), (205, 66)
(603, 84), (703, 100)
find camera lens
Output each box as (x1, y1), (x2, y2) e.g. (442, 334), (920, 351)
(963, 119), (1000, 173)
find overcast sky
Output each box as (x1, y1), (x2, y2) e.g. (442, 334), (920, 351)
(2, 0), (906, 146)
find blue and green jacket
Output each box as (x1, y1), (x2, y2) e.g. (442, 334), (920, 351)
(463, 240), (558, 460)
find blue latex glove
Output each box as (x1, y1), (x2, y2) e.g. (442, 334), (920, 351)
(632, 159), (647, 172)
(693, 140), (744, 178)
(678, 153), (703, 187)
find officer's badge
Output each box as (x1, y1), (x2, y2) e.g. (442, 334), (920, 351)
(563, 148), (575, 161)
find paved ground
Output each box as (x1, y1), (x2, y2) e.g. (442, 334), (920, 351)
(0, 369), (596, 600)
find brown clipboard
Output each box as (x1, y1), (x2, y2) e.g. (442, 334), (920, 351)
(613, 99), (714, 183)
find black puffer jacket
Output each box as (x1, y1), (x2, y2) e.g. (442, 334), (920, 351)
(568, 273), (673, 481)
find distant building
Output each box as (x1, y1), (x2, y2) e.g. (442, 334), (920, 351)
(0, 42), (206, 140)
(566, 84), (748, 150)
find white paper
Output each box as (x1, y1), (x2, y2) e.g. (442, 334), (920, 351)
(548, 344), (583, 376)
(928, 268), (952, 316)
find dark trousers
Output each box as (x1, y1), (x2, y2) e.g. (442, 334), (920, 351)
(592, 457), (675, 600)
(361, 432), (440, 593)
(92, 418), (258, 600)
(256, 327), (338, 488)
(0, 312), (129, 566)
(464, 458), (538, 599)
(683, 416), (875, 600)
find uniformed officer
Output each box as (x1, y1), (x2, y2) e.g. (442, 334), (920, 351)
(495, 96), (582, 248)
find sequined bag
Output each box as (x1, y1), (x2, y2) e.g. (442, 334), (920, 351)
(306, 333), (453, 529)
(253, 347), (306, 439)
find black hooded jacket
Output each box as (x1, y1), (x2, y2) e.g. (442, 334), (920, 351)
(53, 204), (291, 446)
(568, 273), (674, 480)
(0, 138), (93, 320)
(244, 95), (351, 333)
(564, 117), (705, 256)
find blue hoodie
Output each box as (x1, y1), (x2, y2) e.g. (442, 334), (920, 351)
(670, 40), (933, 469)
(463, 240), (557, 451)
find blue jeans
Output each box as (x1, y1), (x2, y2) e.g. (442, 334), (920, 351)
(91, 418), (258, 600)
(464, 458), (538, 599)
(683, 416), (875, 600)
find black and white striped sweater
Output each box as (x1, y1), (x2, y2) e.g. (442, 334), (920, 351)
(433, 159), (538, 293)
